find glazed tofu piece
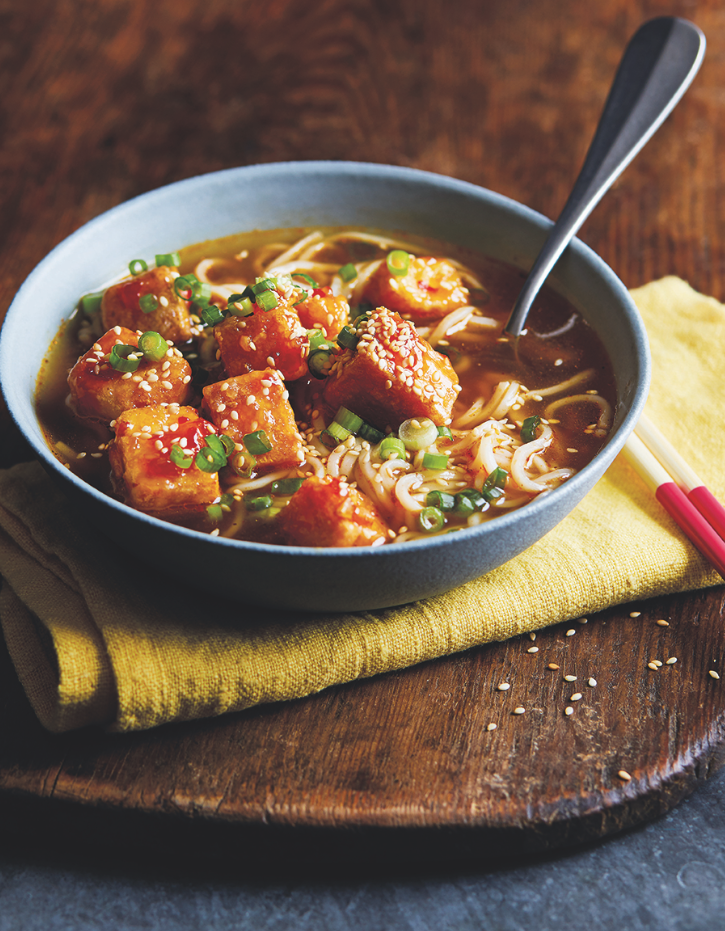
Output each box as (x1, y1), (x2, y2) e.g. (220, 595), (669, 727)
(277, 475), (388, 547)
(363, 255), (469, 323)
(214, 301), (308, 382)
(101, 266), (194, 344)
(67, 326), (193, 423)
(201, 369), (306, 473)
(322, 307), (460, 431)
(294, 286), (350, 339)
(108, 404), (220, 514)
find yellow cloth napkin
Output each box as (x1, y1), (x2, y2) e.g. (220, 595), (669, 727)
(0, 277), (723, 733)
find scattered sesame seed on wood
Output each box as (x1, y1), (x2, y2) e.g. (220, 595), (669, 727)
(487, 723), (497, 731)
(527, 647), (539, 653)
(564, 674), (577, 682)
(655, 619), (668, 626)
(665, 657), (677, 665)
(709, 670), (721, 680)
(548, 663), (560, 670)
(570, 693), (583, 701)
(588, 678), (597, 687)
(564, 707), (574, 716)
(566, 629), (576, 637)
(529, 632), (537, 641)
(618, 770), (632, 781)
(513, 707), (525, 715)
(578, 617), (588, 624)
(630, 612), (642, 618)
(497, 683), (511, 691)
(647, 662), (659, 670)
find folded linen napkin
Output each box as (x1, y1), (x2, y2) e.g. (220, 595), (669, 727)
(0, 277), (722, 733)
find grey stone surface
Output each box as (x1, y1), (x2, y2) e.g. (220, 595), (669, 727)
(2, 769), (725, 931)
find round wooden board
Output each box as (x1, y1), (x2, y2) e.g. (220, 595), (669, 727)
(2, 582), (724, 864)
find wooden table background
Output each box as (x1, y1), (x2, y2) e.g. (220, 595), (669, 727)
(1, 0), (725, 864)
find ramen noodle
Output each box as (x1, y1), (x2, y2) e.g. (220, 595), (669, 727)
(36, 228), (616, 547)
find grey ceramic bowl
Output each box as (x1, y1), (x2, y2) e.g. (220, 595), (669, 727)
(0, 161), (650, 612)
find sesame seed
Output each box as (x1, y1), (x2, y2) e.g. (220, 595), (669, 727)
(588, 677), (597, 687)
(486, 723), (497, 731)
(666, 657), (677, 665)
(267, 356), (276, 367)
(162, 381), (173, 390)
(527, 647), (539, 653)
(497, 682), (511, 691)
(566, 629), (576, 637)
(630, 611), (641, 618)
(656, 619), (669, 626)
(564, 674), (577, 682)
(529, 632), (536, 641)
(618, 770), (632, 781)
(570, 692), (582, 701)
(709, 670), (721, 680)
(564, 707), (574, 716)
(647, 662), (659, 670)
(513, 707), (525, 715)
(548, 663), (560, 670)
(76, 452), (87, 459)
(578, 617), (588, 624)
(652, 660), (663, 667)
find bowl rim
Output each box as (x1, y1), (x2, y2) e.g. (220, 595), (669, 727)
(0, 160), (651, 561)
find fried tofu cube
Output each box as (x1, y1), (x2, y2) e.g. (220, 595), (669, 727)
(363, 255), (469, 323)
(214, 301), (308, 381)
(322, 307), (460, 431)
(101, 266), (194, 344)
(108, 405), (220, 514)
(294, 286), (350, 339)
(201, 369), (305, 474)
(68, 326), (193, 423)
(277, 475), (388, 547)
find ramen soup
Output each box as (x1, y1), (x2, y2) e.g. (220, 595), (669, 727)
(36, 228), (616, 547)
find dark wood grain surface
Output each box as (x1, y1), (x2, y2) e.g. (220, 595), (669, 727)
(2, 0), (725, 859)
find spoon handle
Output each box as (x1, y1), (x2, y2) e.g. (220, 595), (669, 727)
(505, 17), (705, 337)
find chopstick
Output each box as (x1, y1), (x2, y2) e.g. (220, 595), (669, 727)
(621, 418), (725, 579)
(635, 414), (725, 539)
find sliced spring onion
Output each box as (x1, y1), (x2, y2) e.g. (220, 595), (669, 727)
(138, 330), (169, 361)
(453, 493), (476, 517)
(379, 436), (406, 460)
(308, 348), (334, 379)
(174, 276), (195, 300)
(422, 451), (449, 470)
(418, 506), (445, 533)
(200, 304), (226, 326)
(308, 329), (333, 351)
(138, 293), (159, 314)
(338, 263), (357, 282)
(230, 449), (256, 478)
(481, 467), (507, 502)
(386, 250), (410, 276)
(227, 294), (254, 317)
(80, 291), (103, 314)
(108, 344), (140, 373)
(195, 445), (227, 473)
(337, 326), (359, 350)
(243, 430), (272, 455)
(322, 422), (351, 446)
(205, 434), (233, 459)
(170, 444), (193, 469)
(256, 289), (278, 311)
(521, 415), (541, 443)
(270, 477), (305, 496)
(358, 422), (385, 444)
(246, 495), (273, 511)
(425, 490), (456, 511)
(334, 407), (363, 433)
(206, 503), (224, 522)
(252, 278), (277, 294)
(155, 252), (180, 267)
(457, 488), (487, 510)
(129, 259), (148, 276)
(292, 272), (319, 288)
(399, 417), (438, 451)
(436, 425), (453, 441)
(192, 281), (212, 308)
